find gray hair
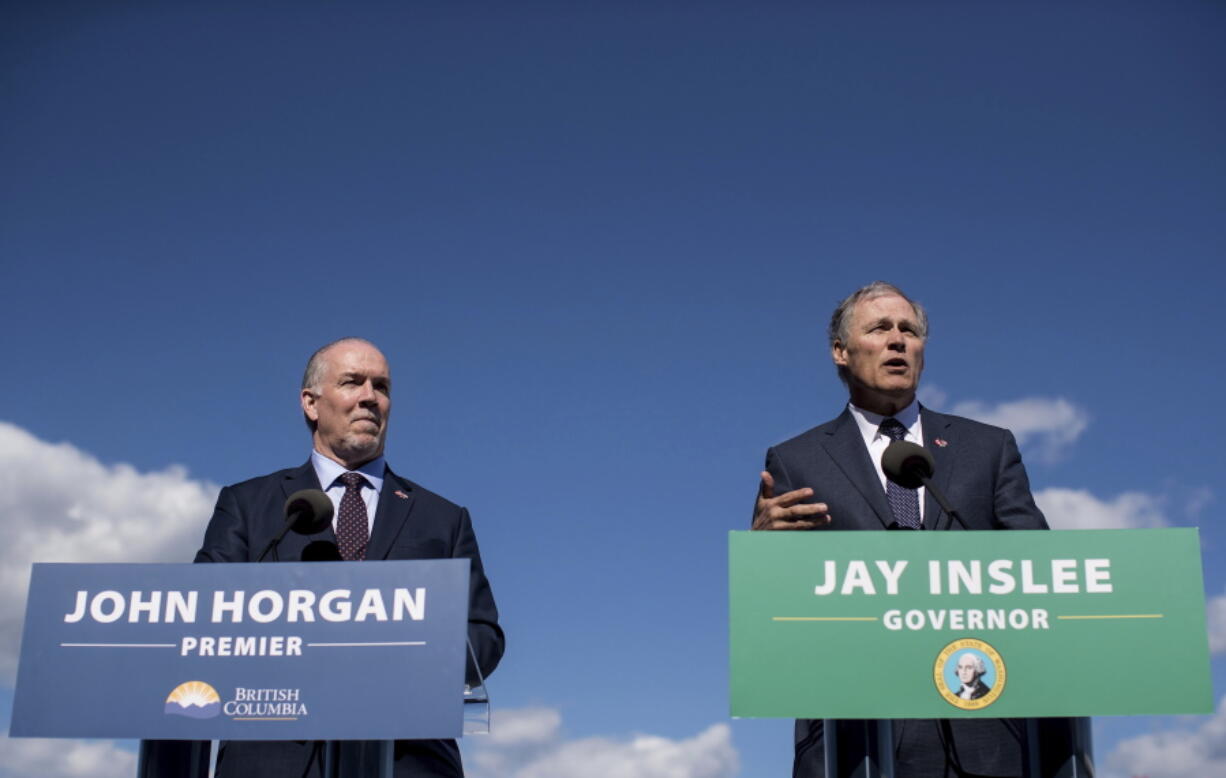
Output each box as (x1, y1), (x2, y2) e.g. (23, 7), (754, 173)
(956, 652), (986, 676)
(828, 281), (928, 350)
(828, 282), (928, 384)
(301, 337), (379, 431)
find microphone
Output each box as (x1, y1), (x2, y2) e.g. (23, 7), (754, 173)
(881, 440), (933, 489)
(256, 489), (335, 561)
(881, 440), (967, 530)
(284, 489), (334, 535)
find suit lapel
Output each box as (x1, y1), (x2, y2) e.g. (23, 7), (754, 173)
(921, 408), (956, 530)
(820, 409), (893, 529)
(366, 468), (416, 560)
(280, 461), (322, 500)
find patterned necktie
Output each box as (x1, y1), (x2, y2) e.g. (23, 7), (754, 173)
(336, 472), (369, 561)
(880, 418), (922, 529)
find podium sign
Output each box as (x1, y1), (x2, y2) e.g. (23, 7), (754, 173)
(730, 529), (1212, 719)
(10, 560), (469, 740)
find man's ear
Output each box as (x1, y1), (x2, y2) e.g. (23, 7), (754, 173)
(831, 341), (848, 367)
(301, 389), (319, 422)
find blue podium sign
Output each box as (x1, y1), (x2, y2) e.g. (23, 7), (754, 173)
(9, 560), (469, 740)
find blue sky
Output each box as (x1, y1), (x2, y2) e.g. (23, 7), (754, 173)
(1, 2), (1223, 776)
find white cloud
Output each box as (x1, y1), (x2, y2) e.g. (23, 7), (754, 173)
(949, 396), (1089, 462)
(1034, 487), (1169, 530)
(0, 421), (218, 678)
(487, 706), (563, 747)
(1099, 698), (1226, 778)
(0, 736), (137, 778)
(916, 384), (948, 409)
(1208, 591), (1226, 655)
(466, 707), (739, 778)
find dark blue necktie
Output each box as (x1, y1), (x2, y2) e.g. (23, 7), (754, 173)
(880, 418), (922, 529)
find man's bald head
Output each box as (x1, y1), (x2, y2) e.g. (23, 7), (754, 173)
(299, 338), (391, 469)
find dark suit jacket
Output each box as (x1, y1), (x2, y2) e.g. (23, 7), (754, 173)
(194, 461), (505, 778)
(764, 407), (1046, 778)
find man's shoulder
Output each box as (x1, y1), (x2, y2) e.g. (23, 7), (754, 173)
(221, 465), (469, 517)
(921, 408), (1013, 443)
(766, 406), (1016, 455)
(383, 470), (466, 514)
(224, 464), (312, 489)
(768, 411), (849, 456)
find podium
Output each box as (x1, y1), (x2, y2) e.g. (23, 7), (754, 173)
(729, 529), (1213, 777)
(9, 560), (482, 777)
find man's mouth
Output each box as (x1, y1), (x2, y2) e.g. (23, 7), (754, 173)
(883, 358), (909, 370)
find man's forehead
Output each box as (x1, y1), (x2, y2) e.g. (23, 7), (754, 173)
(854, 294), (917, 322)
(322, 341), (389, 374)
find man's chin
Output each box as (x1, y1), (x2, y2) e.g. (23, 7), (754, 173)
(336, 437), (383, 465)
(881, 378), (920, 395)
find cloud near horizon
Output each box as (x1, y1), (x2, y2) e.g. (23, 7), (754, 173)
(1033, 487), (1169, 530)
(0, 421), (217, 678)
(1208, 590), (1226, 655)
(0, 737), (136, 778)
(465, 707), (738, 778)
(948, 396), (1089, 462)
(1099, 696), (1226, 778)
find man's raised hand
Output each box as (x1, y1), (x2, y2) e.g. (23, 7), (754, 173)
(752, 471), (832, 530)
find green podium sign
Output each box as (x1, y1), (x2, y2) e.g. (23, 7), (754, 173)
(729, 529), (1212, 719)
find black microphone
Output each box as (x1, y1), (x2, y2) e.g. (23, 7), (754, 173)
(256, 489), (335, 561)
(881, 440), (967, 530)
(284, 489), (334, 535)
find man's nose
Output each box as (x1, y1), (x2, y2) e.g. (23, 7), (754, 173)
(886, 328), (906, 349)
(356, 381), (377, 404)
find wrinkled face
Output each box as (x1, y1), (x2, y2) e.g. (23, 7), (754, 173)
(833, 294), (925, 410)
(301, 341), (391, 468)
(956, 655), (979, 684)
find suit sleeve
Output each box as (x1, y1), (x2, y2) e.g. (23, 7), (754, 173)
(765, 446), (797, 494)
(453, 507), (505, 686)
(751, 446), (797, 526)
(194, 486), (251, 563)
(992, 431), (1049, 530)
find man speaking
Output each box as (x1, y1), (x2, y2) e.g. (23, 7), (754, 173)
(752, 282), (1051, 777)
(196, 337), (504, 778)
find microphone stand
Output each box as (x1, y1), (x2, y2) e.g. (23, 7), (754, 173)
(914, 473), (968, 531)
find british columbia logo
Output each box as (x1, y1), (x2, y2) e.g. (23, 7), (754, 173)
(163, 682), (308, 720)
(934, 638), (1005, 710)
(164, 681), (221, 719)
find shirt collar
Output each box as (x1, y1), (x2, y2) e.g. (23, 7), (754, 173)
(310, 450), (386, 494)
(848, 398), (921, 442)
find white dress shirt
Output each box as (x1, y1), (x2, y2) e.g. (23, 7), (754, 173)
(846, 399), (925, 522)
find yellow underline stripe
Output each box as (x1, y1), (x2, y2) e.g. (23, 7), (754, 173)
(1057, 614), (1164, 620)
(773, 616), (879, 622)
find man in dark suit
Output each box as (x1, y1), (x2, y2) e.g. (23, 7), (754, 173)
(752, 282), (1047, 778)
(194, 337), (504, 778)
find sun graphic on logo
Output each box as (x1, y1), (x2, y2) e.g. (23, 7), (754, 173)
(164, 681), (222, 719)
